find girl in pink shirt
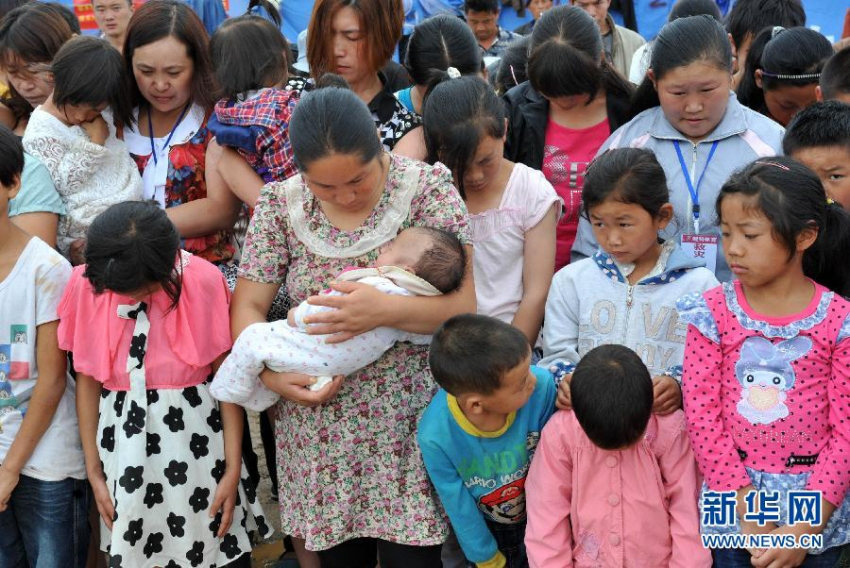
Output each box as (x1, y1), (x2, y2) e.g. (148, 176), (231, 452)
(677, 158), (850, 567)
(58, 201), (270, 567)
(525, 344), (709, 568)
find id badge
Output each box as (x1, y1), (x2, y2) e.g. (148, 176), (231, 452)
(681, 234), (719, 274)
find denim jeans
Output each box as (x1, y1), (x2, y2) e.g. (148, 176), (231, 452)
(713, 545), (842, 568)
(0, 474), (91, 568)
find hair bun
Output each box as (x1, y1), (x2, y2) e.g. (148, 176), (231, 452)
(446, 66), (461, 79)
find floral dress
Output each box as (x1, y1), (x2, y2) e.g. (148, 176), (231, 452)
(238, 154), (470, 550)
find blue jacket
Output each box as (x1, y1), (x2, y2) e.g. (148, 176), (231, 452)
(571, 93), (784, 282)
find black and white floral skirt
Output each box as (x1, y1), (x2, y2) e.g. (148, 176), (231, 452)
(96, 302), (271, 568)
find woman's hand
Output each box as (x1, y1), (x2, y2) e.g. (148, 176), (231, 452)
(0, 465), (20, 511)
(260, 369), (345, 407)
(80, 115), (109, 145)
(652, 375), (682, 415)
(209, 470), (239, 538)
(303, 281), (388, 343)
(89, 470), (116, 530)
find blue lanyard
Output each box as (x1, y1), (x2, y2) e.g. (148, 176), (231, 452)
(674, 140), (718, 234)
(148, 104), (190, 166)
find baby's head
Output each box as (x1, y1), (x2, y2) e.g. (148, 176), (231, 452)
(429, 314), (534, 416)
(571, 345), (653, 450)
(376, 227), (466, 294)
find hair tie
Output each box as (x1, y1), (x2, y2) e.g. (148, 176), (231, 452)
(760, 70), (822, 81)
(755, 160), (790, 171)
(827, 197), (836, 206)
(447, 67), (461, 79)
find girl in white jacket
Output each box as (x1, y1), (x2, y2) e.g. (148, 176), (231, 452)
(22, 36), (141, 261)
(540, 148), (717, 414)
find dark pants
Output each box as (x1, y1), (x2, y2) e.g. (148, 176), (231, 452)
(0, 475), (91, 568)
(713, 546), (842, 567)
(464, 521), (528, 568)
(317, 537), (442, 568)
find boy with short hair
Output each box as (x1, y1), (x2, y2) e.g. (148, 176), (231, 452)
(783, 100), (850, 208)
(418, 314), (556, 568)
(818, 47), (850, 104)
(0, 125), (89, 567)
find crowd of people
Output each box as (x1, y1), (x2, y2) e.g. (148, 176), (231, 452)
(0, 0), (849, 567)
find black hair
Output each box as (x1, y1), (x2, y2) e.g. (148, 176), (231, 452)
(820, 48), (850, 101)
(736, 27), (833, 117)
(209, 4), (290, 101)
(669, 0), (721, 21)
(429, 313), (530, 396)
(314, 72), (349, 90)
(0, 123), (23, 187)
(43, 2), (81, 34)
(245, 0), (280, 26)
(404, 15), (482, 87)
(50, 36), (133, 129)
(724, 0), (805, 59)
(0, 0), (29, 22)
(570, 344), (653, 450)
(289, 87), (382, 171)
(409, 227), (467, 294)
(422, 76), (505, 198)
(582, 148), (670, 219)
(717, 156), (850, 297)
(84, 201), (183, 310)
(495, 35), (529, 95)
(632, 15), (732, 116)
(783, 101), (850, 155)
(464, 0), (499, 13)
(527, 6), (632, 104)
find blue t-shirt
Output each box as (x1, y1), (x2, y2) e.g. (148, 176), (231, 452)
(8, 154), (64, 218)
(417, 366), (556, 564)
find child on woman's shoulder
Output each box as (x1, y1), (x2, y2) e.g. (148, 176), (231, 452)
(540, 148), (718, 415)
(0, 125), (89, 567)
(525, 344), (710, 568)
(677, 157), (850, 566)
(418, 314), (556, 568)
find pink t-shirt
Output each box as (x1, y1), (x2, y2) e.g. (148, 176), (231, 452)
(57, 252), (232, 390)
(679, 281), (850, 506)
(469, 163), (561, 324)
(542, 117), (610, 271)
(526, 410), (710, 568)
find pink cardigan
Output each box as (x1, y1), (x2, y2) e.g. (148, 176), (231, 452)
(57, 252), (232, 390)
(525, 410), (710, 568)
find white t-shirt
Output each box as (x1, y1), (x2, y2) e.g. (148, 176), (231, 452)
(469, 162), (562, 324)
(0, 237), (85, 480)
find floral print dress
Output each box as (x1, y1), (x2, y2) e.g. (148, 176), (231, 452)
(237, 154), (470, 550)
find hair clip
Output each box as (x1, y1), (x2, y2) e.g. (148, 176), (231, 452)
(509, 64), (518, 87)
(770, 26), (785, 39)
(446, 67), (461, 79)
(827, 197), (836, 206)
(755, 160), (790, 171)
(760, 70), (821, 80)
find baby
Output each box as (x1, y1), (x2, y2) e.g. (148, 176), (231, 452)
(211, 226), (466, 410)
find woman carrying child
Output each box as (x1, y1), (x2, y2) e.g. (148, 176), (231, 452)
(230, 86), (474, 567)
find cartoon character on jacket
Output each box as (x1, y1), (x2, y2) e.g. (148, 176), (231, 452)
(478, 478), (527, 524)
(735, 336), (811, 425)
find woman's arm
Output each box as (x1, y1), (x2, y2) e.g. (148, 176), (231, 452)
(165, 139), (243, 237)
(511, 204), (557, 344)
(76, 372), (114, 529)
(303, 245), (476, 342)
(217, 146), (266, 208)
(10, 212), (58, 248)
(0, 321), (66, 510)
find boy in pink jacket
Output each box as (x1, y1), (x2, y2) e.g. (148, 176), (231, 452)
(525, 344), (710, 567)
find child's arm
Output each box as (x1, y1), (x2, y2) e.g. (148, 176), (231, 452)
(525, 413), (574, 568)
(76, 372), (114, 530)
(164, 139), (243, 237)
(418, 439), (505, 568)
(217, 146), (265, 208)
(0, 321), (67, 509)
(538, 269), (581, 370)
(512, 204), (558, 345)
(658, 414), (713, 568)
(210, 397), (243, 538)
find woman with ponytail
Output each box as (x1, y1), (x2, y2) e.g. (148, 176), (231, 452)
(503, 5), (633, 270)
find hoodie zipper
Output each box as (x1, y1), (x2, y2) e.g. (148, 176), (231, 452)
(622, 282), (635, 345)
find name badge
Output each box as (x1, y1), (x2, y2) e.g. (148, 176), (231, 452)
(681, 234), (719, 274)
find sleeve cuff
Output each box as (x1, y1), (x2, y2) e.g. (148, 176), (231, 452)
(476, 551), (506, 568)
